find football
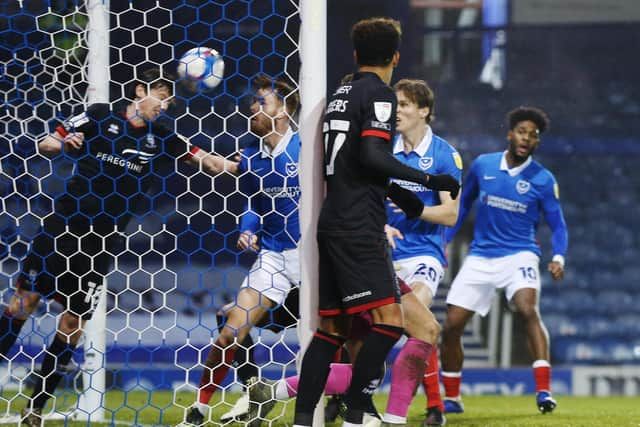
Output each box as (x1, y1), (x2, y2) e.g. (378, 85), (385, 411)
(177, 47), (225, 90)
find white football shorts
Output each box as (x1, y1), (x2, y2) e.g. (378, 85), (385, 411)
(393, 255), (445, 298)
(446, 251), (540, 316)
(240, 248), (300, 305)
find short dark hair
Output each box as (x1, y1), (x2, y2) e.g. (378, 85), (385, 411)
(128, 67), (174, 100)
(394, 79), (435, 124)
(253, 74), (299, 116)
(508, 106), (550, 133)
(351, 17), (402, 67)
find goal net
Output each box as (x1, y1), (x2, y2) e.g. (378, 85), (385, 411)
(0, 0), (323, 425)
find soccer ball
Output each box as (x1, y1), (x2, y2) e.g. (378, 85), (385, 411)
(177, 47), (225, 90)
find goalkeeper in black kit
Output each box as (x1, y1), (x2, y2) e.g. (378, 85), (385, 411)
(0, 68), (236, 427)
(293, 17), (459, 427)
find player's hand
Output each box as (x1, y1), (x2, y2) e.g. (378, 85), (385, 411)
(225, 159), (240, 175)
(387, 182), (424, 219)
(237, 231), (260, 252)
(548, 261), (564, 281)
(424, 173), (460, 199)
(63, 132), (85, 151)
(384, 224), (404, 250)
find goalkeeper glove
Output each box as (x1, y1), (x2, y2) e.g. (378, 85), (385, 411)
(387, 183), (424, 219)
(424, 173), (460, 199)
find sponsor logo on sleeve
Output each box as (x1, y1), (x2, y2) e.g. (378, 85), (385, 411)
(453, 152), (463, 169)
(371, 120), (391, 130)
(64, 112), (90, 131)
(516, 179), (531, 194)
(554, 183), (560, 199)
(374, 102), (392, 122)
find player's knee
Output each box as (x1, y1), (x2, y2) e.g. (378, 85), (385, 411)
(441, 319), (464, 341)
(371, 303), (403, 328)
(9, 291), (40, 318)
(517, 305), (540, 322)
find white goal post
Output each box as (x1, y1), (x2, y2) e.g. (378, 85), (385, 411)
(73, 0), (328, 423)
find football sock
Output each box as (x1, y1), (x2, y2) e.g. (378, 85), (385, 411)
(197, 341), (237, 405)
(293, 329), (346, 426)
(31, 335), (76, 409)
(385, 338), (434, 419)
(216, 314), (258, 385)
(285, 362), (352, 397)
(343, 324), (403, 424)
(423, 348), (444, 411)
(533, 359), (551, 392)
(442, 371), (462, 399)
(0, 308), (26, 358)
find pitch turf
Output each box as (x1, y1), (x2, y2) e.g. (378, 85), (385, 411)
(1, 391), (639, 426)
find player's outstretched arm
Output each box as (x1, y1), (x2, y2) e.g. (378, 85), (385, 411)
(38, 131), (84, 156)
(445, 160), (480, 242)
(360, 135), (460, 197)
(418, 188), (460, 227)
(185, 149), (239, 175)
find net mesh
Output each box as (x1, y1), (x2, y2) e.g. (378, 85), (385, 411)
(1, 0), (301, 424)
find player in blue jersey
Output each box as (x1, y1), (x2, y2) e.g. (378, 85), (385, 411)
(440, 106), (568, 415)
(184, 75), (301, 426)
(379, 79), (462, 426)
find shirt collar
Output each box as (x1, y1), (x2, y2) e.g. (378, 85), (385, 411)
(261, 126), (294, 158)
(393, 125), (433, 156)
(500, 150), (532, 176)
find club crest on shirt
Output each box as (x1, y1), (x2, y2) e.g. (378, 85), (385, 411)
(374, 102), (392, 123)
(419, 157), (433, 170)
(286, 162), (298, 177)
(144, 133), (157, 149)
(516, 179), (531, 194)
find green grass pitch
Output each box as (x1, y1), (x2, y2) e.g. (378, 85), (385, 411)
(1, 391), (639, 426)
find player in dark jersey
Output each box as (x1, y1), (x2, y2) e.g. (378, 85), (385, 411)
(0, 68), (236, 427)
(293, 17), (459, 427)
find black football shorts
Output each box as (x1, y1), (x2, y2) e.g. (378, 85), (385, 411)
(317, 231), (400, 316)
(16, 224), (123, 320)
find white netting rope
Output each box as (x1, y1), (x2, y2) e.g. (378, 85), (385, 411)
(0, 1), (301, 425)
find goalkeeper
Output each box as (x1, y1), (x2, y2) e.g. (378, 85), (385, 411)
(0, 68), (236, 427)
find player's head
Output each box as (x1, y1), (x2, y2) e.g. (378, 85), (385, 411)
(351, 17), (402, 70)
(394, 79), (435, 134)
(506, 106), (550, 161)
(250, 74), (299, 137)
(130, 68), (175, 121)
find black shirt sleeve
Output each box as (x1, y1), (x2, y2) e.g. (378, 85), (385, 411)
(154, 125), (195, 159)
(57, 103), (108, 137)
(358, 86), (428, 186)
(360, 136), (428, 185)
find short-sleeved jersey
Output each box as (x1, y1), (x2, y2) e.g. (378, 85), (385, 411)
(238, 128), (301, 252)
(318, 72), (397, 235)
(386, 128), (462, 265)
(450, 151), (564, 257)
(54, 103), (193, 234)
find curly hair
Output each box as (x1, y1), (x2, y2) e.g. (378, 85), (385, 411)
(351, 17), (402, 67)
(507, 106), (550, 133)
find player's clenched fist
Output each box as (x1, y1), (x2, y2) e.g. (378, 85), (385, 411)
(237, 230), (260, 252)
(424, 173), (460, 199)
(63, 132), (85, 151)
